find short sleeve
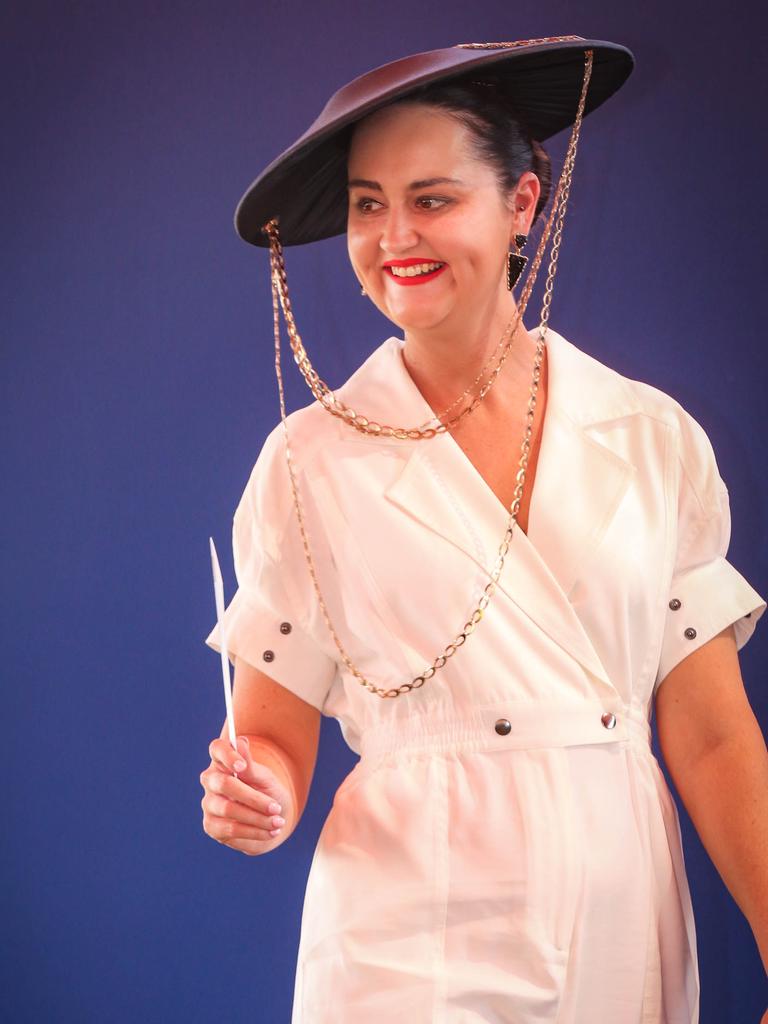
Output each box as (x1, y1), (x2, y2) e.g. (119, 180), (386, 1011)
(204, 425), (338, 713)
(654, 410), (766, 693)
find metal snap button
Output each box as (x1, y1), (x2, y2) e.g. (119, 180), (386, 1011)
(279, 622), (292, 635)
(684, 627), (697, 639)
(601, 712), (617, 730)
(494, 718), (512, 736)
(668, 598), (681, 610)
(263, 650), (275, 662)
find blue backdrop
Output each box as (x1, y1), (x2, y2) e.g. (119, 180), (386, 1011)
(3, 2), (767, 1021)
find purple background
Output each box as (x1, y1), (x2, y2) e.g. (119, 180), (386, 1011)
(3, 2), (767, 1021)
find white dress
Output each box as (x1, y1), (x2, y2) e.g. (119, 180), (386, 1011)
(206, 327), (765, 1023)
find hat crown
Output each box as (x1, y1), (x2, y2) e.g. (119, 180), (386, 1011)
(317, 49), (476, 126)
(316, 36), (591, 131)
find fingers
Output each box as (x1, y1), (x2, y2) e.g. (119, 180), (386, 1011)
(203, 815), (280, 850)
(201, 772), (286, 845)
(200, 771), (285, 827)
(201, 801), (285, 844)
(202, 734), (290, 851)
(207, 737), (284, 796)
(208, 736), (247, 775)
(200, 782), (286, 845)
(200, 748), (287, 849)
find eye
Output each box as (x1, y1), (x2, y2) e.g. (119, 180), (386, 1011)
(415, 196), (450, 210)
(353, 197), (382, 213)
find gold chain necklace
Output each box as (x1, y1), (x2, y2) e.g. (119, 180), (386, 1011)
(264, 160), (559, 440)
(266, 49), (593, 698)
(266, 219), (529, 438)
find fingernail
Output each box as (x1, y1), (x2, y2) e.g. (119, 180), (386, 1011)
(234, 759), (246, 771)
(268, 802), (282, 815)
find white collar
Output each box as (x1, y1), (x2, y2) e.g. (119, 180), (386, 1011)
(323, 327), (659, 692)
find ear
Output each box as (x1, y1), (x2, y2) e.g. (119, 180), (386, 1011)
(509, 171), (541, 242)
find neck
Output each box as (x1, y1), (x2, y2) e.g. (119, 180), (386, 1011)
(400, 294), (536, 415)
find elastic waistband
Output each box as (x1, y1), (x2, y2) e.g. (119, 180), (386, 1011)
(358, 700), (652, 762)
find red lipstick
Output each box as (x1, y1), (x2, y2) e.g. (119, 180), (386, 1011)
(382, 257), (447, 287)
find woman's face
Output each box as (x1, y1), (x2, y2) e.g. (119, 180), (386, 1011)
(346, 102), (535, 334)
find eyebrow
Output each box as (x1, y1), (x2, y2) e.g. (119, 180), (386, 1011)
(346, 176), (466, 191)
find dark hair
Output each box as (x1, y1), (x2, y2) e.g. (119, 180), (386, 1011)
(377, 77), (552, 227)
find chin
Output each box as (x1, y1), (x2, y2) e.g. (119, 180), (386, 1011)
(383, 302), (450, 333)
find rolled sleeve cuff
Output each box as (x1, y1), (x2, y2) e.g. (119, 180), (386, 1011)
(655, 555), (766, 691)
(204, 588), (337, 713)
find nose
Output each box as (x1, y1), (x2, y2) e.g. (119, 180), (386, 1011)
(379, 203), (420, 255)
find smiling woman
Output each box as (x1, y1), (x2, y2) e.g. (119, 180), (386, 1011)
(345, 97), (549, 520)
(201, 37), (767, 1024)
(345, 95), (543, 429)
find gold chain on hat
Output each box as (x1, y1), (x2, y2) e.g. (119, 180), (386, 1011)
(266, 49), (593, 698)
(456, 35), (585, 49)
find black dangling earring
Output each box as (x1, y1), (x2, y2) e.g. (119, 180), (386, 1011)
(506, 233), (528, 291)
(360, 284), (366, 296)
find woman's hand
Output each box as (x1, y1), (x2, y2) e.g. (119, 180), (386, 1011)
(200, 735), (293, 855)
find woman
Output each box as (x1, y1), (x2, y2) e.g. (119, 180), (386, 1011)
(200, 37), (768, 1022)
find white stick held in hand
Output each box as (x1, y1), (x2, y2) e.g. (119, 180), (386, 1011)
(209, 537), (238, 765)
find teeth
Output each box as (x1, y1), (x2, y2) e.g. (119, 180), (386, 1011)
(389, 262), (444, 277)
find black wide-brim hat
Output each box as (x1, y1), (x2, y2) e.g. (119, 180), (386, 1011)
(235, 35), (634, 248)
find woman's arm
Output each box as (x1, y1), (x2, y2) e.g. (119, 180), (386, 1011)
(656, 625), (768, 973)
(229, 655), (322, 836)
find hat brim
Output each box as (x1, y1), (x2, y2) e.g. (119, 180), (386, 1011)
(235, 37), (634, 248)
